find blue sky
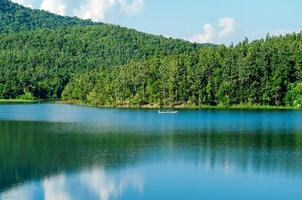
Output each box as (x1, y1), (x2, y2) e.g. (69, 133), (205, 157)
(12, 0), (302, 44)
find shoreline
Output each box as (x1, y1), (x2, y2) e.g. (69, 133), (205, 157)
(0, 99), (300, 110)
(59, 100), (300, 111)
(0, 99), (44, 104)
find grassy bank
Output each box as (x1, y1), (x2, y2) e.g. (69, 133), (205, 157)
(213, 104), (298, 110)
(1, 99), (300, 110)
(60, 100), (300, 110)
(0, 99), (43, 104)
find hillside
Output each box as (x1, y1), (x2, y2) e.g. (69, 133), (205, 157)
(1, 0), (301, 108)
(0, 0), (203, 99)
(0, 0), (96, 33)
(63, 35), (302, 107)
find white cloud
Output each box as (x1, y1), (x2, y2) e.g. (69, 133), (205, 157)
(43, 174), (71, 200)
(80, 167), (143, 200)
(118, 0), (144, 16)
(1, 167), (143, 200)
(13, 0), (144, 21)
(218, 17), (236, 38)
(41, 0), (67, 15)
(11, 0), (34, 8)
(73, 0), (144, 21)
(190, 17), (236, 44)
(190, 23), (215, 44)
(73, 0), (116, 21)
(12, 0), (144, 21)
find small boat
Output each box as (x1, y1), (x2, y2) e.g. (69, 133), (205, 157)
(158, 110), (178, 114)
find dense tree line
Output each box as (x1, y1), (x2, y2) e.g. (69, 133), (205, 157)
(0, 25), (201, 99)
(1, 0), (302, 107)
(63, 34), (302, 108)
(0, 1), (203, 99)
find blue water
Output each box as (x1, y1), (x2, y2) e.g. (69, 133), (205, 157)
(0, 104), (302, 200)
(1, 104), (302, 133)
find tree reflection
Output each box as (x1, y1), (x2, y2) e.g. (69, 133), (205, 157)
(1, 120), (302, 194)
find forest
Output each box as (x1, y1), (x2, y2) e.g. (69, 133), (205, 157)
(0, 0), (96, 34)
(63, 36), (302, 107)
(1, 0), (302, 108)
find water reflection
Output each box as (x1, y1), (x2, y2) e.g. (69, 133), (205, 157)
(1, 104), (302, 133)
(1, 168), (143, 200)
(1, 120), (302, 199)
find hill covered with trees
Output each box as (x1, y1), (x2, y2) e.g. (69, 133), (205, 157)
(0, 0), (96, 33)
(0, 0), (302, 108)
(0, 0), (203, 99)
(63, 35), (302, 108)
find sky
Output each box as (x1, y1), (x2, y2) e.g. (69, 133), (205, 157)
(11, 0), (302, 45)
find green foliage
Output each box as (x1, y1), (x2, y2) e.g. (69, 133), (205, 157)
(0, 0), (95, 34)
(0, 1), (203, 100)
(64, 34), (302, 107)
(0, 22), (201, 100)
(285, 82), (302, 108)
(16, 92), (36, 100)
(217, 81), (231, 106)
(1, 1), (302, 108)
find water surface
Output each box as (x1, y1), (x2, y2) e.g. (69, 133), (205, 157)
(0, 104), (302, 200)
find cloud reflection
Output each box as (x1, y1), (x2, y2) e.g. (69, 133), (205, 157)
(80, 167), (143, 200)
(44, 174), (70, 200)
(1, 167), (143, 200)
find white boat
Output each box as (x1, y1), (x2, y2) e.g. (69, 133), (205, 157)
(158, 110), (178, 114)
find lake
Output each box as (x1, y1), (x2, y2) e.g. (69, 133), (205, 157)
(0, 104), (302, 200)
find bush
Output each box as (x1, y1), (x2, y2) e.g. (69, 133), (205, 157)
(16, 92), (37, 100)
(285, 82), (302, 108)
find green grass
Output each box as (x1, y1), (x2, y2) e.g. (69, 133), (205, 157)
(174, 104), (299, 110)
(61, 100), (301, 110)
(1, 99), (300, 110)
(226, 104), (298, 110)
(0, 99), (42, 104)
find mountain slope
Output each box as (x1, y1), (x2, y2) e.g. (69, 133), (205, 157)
(0, 0), (204, 99)
(3, 1), (300, 108)
(0, 0), (96, 33)
(63, 34), (302, 107)
(0, 25), (201, 99)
